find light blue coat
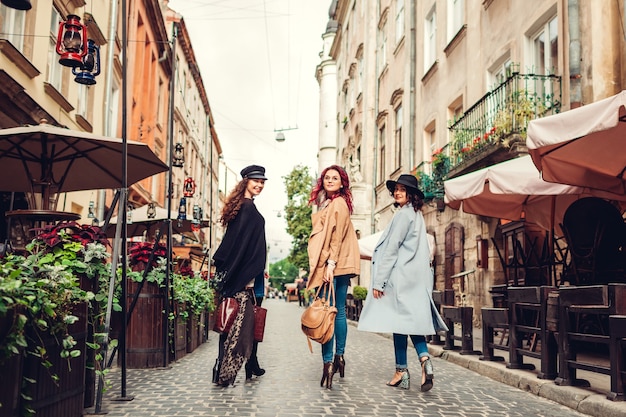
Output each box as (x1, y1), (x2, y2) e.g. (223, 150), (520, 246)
(358, 205), (448, 335)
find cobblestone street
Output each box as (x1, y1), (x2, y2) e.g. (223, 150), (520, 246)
(95, 298), (598, 417)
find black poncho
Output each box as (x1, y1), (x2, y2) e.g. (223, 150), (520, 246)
(213, 199), (266, 297)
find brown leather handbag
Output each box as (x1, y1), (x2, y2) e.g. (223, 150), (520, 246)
(253, 305), (267, 342)
(300, 282), (337, 352)
(213, 297), (239, 334)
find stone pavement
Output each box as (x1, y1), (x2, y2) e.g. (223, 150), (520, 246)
(93, 298), (625, 417)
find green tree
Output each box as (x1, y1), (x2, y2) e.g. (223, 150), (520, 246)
(283, 165), (314, 272)
(268, 258), (299, 290)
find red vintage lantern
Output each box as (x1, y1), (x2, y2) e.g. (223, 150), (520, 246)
(183, 177), (196, 197)
(55, 14), (88, 67)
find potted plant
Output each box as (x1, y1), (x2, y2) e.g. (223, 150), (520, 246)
(0, 220), (109, 416)
(352, 285), (368, 321)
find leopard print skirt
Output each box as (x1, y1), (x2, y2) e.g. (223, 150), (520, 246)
(217, 289), (254, 385)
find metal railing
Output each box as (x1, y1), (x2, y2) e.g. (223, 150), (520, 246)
(447, 72), (562, 166)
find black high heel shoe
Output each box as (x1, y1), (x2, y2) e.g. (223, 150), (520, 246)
(320, 362), (334, 389)
(420, 358), (434, 392)
(333, 355), (345, 378)
(386, 368), (410, 390)
(212, 359), (220, 384)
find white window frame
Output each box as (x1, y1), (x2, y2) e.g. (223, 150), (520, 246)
(395, 105), (402, 170)
(1, 5), (25, 52)
(395, 0), (405, 45)
(529, 16), (558, 76)
(378, 125), (386, 184)
(378, 21), (387, 74)
(447, 0), (464, 42)
(424, 8), (437, 72)
(47, 8), (63, 91)
(77, 84), (88, 117)
(107, 80), (120, 136)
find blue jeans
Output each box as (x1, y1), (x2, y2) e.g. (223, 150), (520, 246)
(321, 275), (351, 363)
(393, 333), (429, 368)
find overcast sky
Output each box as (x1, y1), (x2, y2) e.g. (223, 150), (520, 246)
(168, 0), (330, 263)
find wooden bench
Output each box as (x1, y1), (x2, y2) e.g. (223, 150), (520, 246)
(442, 306), (481, 355)
(479, 307), (508, 362)
(507, 286), (558, 380)
(556, 283), (626, 400)
(609, 315), (626, 401)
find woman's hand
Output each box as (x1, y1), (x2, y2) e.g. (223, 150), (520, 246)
(323, 263), (335, 282)
(373, 289), (384, 299)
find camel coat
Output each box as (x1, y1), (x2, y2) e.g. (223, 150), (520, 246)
(307, 197), (360, 290)
(358, 205), (448, 335)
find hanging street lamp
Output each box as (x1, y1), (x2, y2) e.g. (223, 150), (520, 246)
(147, 202), (157, 219)
(172, 142), (184, 167)
(177, 197), (187, 221)
(183, 177), (196, 198)
(73, 39), (101, 85)
(55, 14), (88, 67)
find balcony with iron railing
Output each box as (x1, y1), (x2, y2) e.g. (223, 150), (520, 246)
(415, 71), (562, 201)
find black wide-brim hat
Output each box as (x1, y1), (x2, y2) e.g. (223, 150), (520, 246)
(240, 164), (268, 180)
(386, 174), (425, 200)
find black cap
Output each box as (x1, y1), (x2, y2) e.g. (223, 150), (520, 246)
(386, 174), (425, 199)
(240, 164), (268, 180)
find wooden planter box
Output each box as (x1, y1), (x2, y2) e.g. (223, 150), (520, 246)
(186, 313), (200, 353)
(126, 278), (166, 368)
(171, 302), (187, 362)
(22, 302), (88, 417)
(0, 308), (24, 417)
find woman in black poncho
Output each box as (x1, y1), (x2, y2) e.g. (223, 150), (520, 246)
(212, 164), (267, 387)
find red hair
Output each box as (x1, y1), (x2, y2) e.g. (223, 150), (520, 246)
(308, 165), (354, 214)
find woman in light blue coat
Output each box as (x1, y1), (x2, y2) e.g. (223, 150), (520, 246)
(358, 174), (448, 391)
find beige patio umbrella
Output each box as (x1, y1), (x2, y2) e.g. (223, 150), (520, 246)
(444, 155), (626, 232)
(526, 90), (626, 195)
(0, 121), (169, 210)
(444, 155), (626, 285)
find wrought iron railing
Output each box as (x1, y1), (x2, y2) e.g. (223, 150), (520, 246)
(447, 72), (562, 166)
(415, 72), (562, 200)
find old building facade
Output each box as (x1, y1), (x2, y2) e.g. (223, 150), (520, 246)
(319, 0), (626, 323)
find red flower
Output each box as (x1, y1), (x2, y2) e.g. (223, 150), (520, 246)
(129, 241), (167, 265)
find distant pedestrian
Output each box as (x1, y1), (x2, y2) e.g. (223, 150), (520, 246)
(296, 278), (305, 306)
(307, 165), (360, 389)
(358, 174), (448, 391)
(211, 165), (267, 387)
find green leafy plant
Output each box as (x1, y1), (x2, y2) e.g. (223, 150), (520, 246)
(172, 273), (215, 322)
(352, 285), (368, 301)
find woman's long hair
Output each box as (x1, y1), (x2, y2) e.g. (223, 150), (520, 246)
(220, 179), (249, 226)
(390, 188), (424, 212)
(308, 165), (354, 214)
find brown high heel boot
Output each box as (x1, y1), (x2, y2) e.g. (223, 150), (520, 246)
(320, 362), (334, 389)
(333, 354), (345, 378)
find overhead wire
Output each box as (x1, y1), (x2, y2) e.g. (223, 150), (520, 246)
(262, 0), (277, 130)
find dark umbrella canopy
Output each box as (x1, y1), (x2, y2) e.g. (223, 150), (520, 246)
(0, 122), (169, 209)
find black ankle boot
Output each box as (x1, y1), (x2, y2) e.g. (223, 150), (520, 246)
(212, 359), (221, 384)
(245, 357), (265, 379)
